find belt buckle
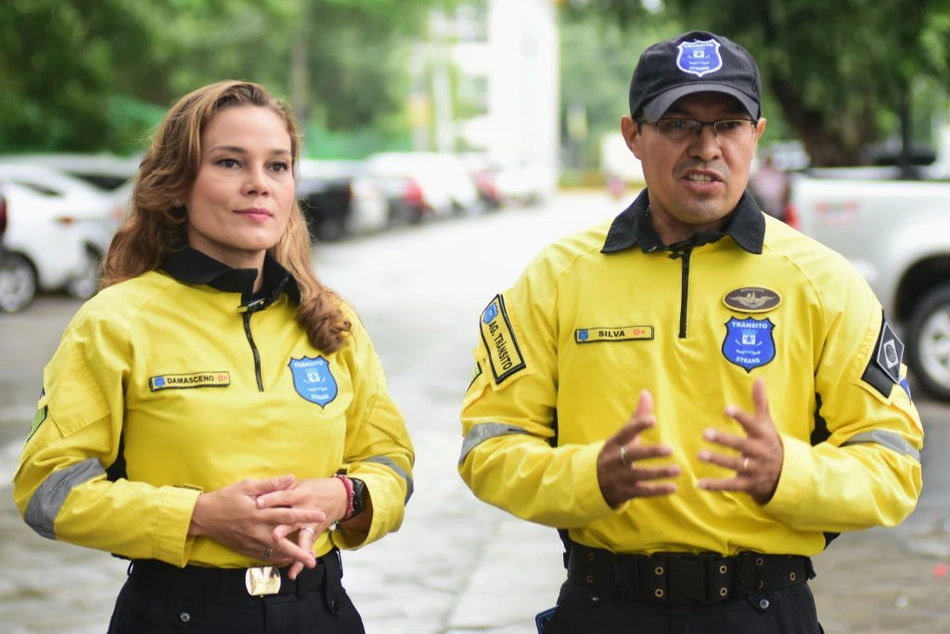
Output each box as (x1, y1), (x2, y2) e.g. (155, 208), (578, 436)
(245, 565), (282, 596)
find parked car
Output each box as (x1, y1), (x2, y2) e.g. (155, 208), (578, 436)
(788, 169), (950, 400)
(0, 152), (140, 192)
(459, 152), (504, 211)
(297, 159), (389, 242)
(0, 164), (119, 303)
(364, 152), (483, 219)
(0, 191), (37, 312)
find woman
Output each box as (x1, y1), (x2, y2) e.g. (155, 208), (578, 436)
(12, 80), (415, 633)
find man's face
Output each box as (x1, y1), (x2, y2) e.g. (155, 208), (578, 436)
(622, 92), (766, 241)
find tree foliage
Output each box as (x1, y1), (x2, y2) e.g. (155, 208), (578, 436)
(0, 0), (449, 154)
(563, 0), (950, 166)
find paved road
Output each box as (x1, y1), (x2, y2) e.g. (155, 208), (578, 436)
(1, 192), (948, 632)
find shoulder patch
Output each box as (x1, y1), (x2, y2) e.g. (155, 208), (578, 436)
(862, 314), (905, 397)
(27, 388), (47, 440)
(722, 287), (782, 313)
(479, 295), (526, 384)
(468, 361), (483, 388)
(28, 406), (47, 440)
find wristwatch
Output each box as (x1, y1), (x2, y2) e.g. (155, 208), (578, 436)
(349, 477), (369, 518)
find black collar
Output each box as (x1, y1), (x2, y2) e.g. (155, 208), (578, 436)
(601, 189), (765, 255)
(160, 247), (301, 308)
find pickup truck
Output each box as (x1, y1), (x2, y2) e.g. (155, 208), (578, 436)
(787, 170), (950, 400)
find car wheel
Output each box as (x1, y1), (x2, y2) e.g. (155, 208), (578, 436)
(906, 283), (950, 401)
(65, 250), (101, 299)
(0, 252), (38, 313)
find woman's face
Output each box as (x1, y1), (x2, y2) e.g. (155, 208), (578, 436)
(184, 105), (295, 271)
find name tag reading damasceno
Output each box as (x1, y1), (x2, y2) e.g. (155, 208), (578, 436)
(149, 372), (230, 391)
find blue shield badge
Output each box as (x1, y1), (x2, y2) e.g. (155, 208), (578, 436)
(722, 317), (775, 372)
(288, 356), (337, 407)
(676, 40), (723, 78)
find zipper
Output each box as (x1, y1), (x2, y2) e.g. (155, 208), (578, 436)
(240, 298), (267, 392)
(668, 246), (692, 338)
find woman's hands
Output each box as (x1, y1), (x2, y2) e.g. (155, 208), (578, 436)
(256, 476), (357, 580)
(188, 475), (324, 570)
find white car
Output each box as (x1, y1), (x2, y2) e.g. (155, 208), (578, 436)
(0, 191), (37, 312)
(364, 152), (483, 219)
(297, 159), (389, 241)
(0, 164), (121, 310)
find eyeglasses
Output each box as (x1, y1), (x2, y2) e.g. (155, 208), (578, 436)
(637, 118), (758, 142)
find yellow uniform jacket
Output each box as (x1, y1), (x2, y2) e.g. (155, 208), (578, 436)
(14, 248), (414, 568)
(459, 191), (922, 557)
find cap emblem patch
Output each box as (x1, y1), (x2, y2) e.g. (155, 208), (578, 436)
(676, 40), (723, 77)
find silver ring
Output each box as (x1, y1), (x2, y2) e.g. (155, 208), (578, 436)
(262, 547), (273, 560)
(619, 444), (629, 465)
(742, 457), (750, 473)
(300, 527), (316, 538)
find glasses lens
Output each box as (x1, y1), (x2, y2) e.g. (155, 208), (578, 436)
(714, 120), (753, 139)
(656, 119), (697, 140)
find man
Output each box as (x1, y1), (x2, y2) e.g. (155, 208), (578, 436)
(458, 30), (922, 633)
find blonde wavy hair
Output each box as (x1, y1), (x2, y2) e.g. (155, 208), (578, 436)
(102, 80), (351, 352)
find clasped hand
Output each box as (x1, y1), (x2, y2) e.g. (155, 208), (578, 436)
(189, 474), (350, 580)
(597, 378), (783, 508)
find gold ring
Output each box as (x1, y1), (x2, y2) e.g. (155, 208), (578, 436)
(742, 457), (750, 473)
(262, 547), (273, 560)
(619, 445), (629, 465)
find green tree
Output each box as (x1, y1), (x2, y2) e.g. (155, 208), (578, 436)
(0, 0), (451, 154)
(563, 0), (950, 167)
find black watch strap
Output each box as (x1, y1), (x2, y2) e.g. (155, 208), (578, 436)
(349, 477), (368, 518)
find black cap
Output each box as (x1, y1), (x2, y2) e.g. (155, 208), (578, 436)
(629, 30), (761, 121)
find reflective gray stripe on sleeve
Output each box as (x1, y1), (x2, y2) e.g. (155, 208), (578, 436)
(24, 458), (104, 540)
(841, 430), (921, 462)
(364, 455), (414, 504)
(459, 422), (533, 464)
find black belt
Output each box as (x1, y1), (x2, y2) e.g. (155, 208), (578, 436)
(567, 544), (814, 604)
(128, 550), (340, 601)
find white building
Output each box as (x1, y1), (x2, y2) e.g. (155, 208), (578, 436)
(420, 0), (560, 197)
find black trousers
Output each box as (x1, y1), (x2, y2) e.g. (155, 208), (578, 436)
(543, 580), (824, 634)
(107, 552), (365, 634)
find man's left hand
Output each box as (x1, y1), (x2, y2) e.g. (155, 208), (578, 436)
(697, 377), (783, 504)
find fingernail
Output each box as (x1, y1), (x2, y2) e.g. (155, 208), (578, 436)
(698, 450), (710, 461)
(702, 429), (715, 440)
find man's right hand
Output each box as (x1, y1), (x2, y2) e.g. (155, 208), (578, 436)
(597, 390), (680, 508)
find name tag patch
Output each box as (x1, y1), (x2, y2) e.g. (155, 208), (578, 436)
(575, 326), (654, 344)
(480, 295), (526, 383)
(149, 372), (230, 391)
